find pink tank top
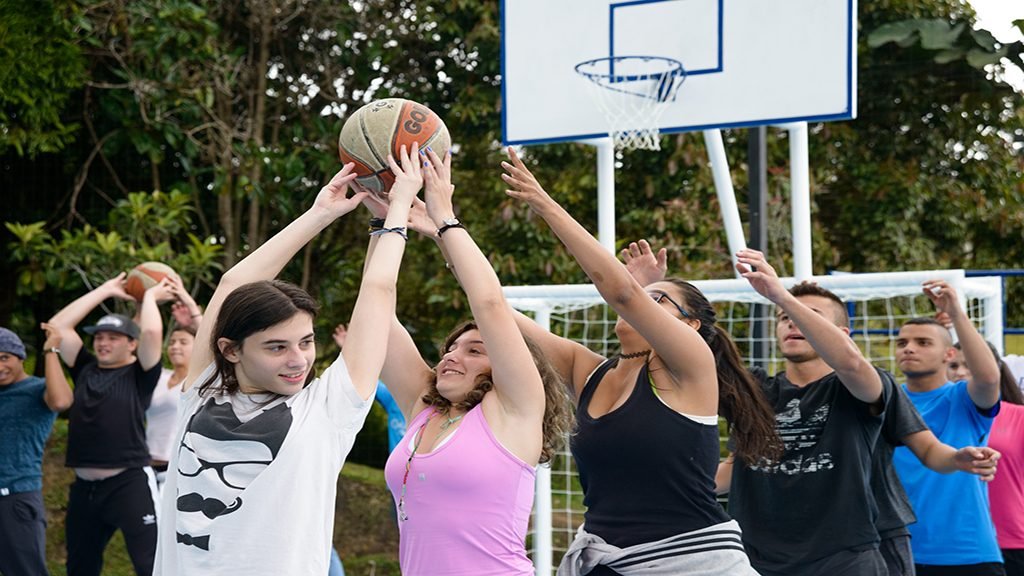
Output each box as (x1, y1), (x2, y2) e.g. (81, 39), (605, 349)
(384, 404), (536, 575)
(989, 401), (1024, 549)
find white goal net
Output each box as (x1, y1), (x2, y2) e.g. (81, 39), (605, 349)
(505, 270), (1003, 575)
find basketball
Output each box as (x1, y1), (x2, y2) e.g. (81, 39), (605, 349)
(338, 98), (451, 199)
(124, 262), (177, 302)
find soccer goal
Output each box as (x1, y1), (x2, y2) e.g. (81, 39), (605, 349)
(508, 269), (1003, 575)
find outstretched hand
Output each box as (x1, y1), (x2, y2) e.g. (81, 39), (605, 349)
(501, 147), (556, 212)
(423, 148), (456, 227)
(41, 322), (62, 350)
(102, 273), (135, 301)
(386, 142), (423, 206)
(735, 249), (789, 303)
(145, 276), (177, 303)
(923, 280), (963, 320)
(313, 163), (366, 218)
(953, 446), (1001, 482)
(621, 240), (667, 286)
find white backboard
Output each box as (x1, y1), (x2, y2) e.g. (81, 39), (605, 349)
(501, 0), (857, 145)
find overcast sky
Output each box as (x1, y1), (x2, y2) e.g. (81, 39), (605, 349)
(967, 0), (1024, 90)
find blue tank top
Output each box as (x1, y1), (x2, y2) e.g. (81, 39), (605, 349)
(572, 358), (729, 547)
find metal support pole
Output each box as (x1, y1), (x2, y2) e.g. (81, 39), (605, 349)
(532, 308), (553, 576)
(703, 129), (748, 276)
(748, 126), (769, 365)
(786, 122), (812, 280)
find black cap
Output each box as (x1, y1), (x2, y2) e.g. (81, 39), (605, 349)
(83, 314), (141, 339)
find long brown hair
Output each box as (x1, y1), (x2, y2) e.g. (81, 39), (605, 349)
(661, 278), (783, 464)
(199, 280), (320, 396)
(421, 321), (574, 463)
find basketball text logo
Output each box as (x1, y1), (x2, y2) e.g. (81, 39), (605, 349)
(403, 106), (430, 135)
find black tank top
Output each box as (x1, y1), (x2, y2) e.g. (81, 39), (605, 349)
(572, 357), (729, 547)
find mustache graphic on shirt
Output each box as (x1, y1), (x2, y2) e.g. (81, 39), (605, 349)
(177, 492), (243, 519)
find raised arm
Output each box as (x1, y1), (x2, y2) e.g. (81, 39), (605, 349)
(902, 429), (1000, 480)
(185, 163), (365, 390)
(342, 145), (421, 400)
(399, 179), (601, 403)
(501, 148), (712, 390)
(168, 274), (204, 329)
(40, 322), (74, 412)
(925, 280), (1000, 409)
(358, 193), (441, 418)
(137, 278), (173, 371)
(735, 249), (883, 404)
(48, 274), (134, 367)
(621, 239), (668, 287)
(424, 149), (544, 422)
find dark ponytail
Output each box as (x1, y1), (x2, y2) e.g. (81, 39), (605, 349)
(665, 278), (783, 464)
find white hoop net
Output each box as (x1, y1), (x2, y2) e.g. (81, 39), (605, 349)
(575, 56), (685, 151)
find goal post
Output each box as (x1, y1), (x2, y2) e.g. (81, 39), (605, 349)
(510, 270), (1003, 575)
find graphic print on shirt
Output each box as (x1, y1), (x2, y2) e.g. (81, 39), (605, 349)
(175, 399), (292, 551)
(751, 397), (833, 475)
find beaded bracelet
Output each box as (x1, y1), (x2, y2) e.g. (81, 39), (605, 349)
(369, 227), (408, 240)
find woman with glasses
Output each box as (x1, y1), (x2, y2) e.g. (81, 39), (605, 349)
(153, 148), (420, 575)
(501, 148), (781, 575)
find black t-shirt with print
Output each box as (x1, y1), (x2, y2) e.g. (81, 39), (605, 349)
(66, 347), (162, 468)
(729, 366), (891, 574)
(871, 383), (928, 538)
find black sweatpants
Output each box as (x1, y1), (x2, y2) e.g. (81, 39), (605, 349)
(65, 468), (158, 576)
(0, 490), (49, 576)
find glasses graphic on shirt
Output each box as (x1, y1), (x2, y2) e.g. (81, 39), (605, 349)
(177, 439), (271, 490)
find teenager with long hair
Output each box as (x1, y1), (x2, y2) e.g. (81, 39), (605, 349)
(501, 149), (779, 575)
(153, 147), (421, 575)
(375, 149), (573, 575)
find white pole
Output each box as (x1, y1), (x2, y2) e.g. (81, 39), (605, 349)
(702, 129), (747, 276)
(581, 137), (617, 252)
(532, 308), (553, 576)
(596, 138), (616, 252)
(786, 122), (812, 280)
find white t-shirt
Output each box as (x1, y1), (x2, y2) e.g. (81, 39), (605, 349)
(146, 369), (182, 462)
(153, 354), (372, 575)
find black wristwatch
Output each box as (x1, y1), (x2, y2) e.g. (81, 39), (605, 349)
(436, 217), (464, 237)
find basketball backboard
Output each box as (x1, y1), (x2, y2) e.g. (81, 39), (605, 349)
(501, 0), (857, 145)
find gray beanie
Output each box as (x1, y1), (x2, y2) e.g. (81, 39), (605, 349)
(0, 327), (27, 359)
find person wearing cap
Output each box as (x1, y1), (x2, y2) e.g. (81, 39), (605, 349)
(47, 273), (170, 576)
(0, 325), (73, 576)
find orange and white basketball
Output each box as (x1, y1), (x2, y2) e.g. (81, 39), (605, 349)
(338, 98), (451, 200)
(125, 262), (177, 302)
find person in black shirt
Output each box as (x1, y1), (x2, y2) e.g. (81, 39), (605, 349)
(621, 241), (1000, 576)
(49, 273), (169, 576)
(723, 249), (889, 576)
(503, 152), (780, 575)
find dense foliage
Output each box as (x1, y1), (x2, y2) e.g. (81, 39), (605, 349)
(3, 0), (1023, 362)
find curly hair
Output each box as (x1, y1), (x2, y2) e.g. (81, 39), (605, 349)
(661, 278), (784, 465)
(421, 321), (574, 463)
(198, 280), (320, 397)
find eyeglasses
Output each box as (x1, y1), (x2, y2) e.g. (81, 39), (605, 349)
(648, 291), (691, 318)
(177, 439), (271, 490)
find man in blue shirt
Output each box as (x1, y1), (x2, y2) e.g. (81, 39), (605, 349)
(0, 326), (74, 576)
(894, 280), (1003, 576)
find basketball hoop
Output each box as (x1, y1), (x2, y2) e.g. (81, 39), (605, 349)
(574, 56), (686, 151)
